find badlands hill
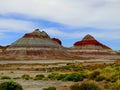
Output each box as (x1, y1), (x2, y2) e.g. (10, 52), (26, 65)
(1, 29), (71, 60)
(0, 29), (119, 61)
(73, 34), (111, 50)
(68, 34), (119, 61)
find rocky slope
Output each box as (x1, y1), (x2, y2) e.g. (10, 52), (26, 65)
(73, 34), (111, 50)
(0, 29), (119, 60)
(67, 34), (120, 60)
(4, 29), (71, 60)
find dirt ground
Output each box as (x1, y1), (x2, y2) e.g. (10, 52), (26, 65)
(0, 59), (117, 90)
(0, 70), (74, 90)
(0, 79), (74, 90)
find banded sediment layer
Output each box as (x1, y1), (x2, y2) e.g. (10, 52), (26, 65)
(0, 29), (119, 61)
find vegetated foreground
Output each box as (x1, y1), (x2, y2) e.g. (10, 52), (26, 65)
(0, 60), (120, 90)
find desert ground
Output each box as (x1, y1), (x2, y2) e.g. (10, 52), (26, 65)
(0, 60), (75, 90)
(0, 59), (119, 90)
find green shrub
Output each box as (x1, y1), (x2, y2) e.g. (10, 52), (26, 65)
(79, 82), (101, 90)
(43, 77), (49, 81)
(89, 70), (100, 80)
(47, 73), (58, 80)
(95, 75), (106, 81)
(64, 73), (86, 82)
(110, 77), (117, 83)
(0, 81), (23, 90)
(70, 82), (101, 90)
(110, 74), (120, 83)
(47, 72), (87, 81)
(43, 86), (56, 90)
(56, 74), (67, 80)
(110, 80), (120, 90)
(21, 74), (30, 80)
(1, 76), (11, 79)
(104, 84), (110, 89)
(34, 74), (45, 80)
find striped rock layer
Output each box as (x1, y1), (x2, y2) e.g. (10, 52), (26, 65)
(2, 31), (118, 60)
(67, 34), (114, 59)
(73, 34), (111, 50)
(5, 29), (70, 59)
(10, 29), (61, 48)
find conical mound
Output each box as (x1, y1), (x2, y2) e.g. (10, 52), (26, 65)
(74, 34), (111, 50)
(5, 29), (69, 59)
(10, 29), (61, 48)
(82, 34), (95, 40)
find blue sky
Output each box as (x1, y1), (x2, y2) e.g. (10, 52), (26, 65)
(0, 0), (120, 50)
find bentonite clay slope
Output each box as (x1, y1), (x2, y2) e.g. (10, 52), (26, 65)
(68, 34), (117, 60)
(10, 29), (61, 48)
(73, 34), (111, 50)
(5, 29), (73, 60)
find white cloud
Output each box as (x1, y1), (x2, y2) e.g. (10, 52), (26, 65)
(0, 0), (120, 48)
(0, 0), (120, 29)
(84, 32), (120, 40)
(42, 28), (120, 40)
(0, 18), (36, 32)
(43, 28), (65, 36)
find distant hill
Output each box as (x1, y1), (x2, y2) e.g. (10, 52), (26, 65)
(0, 29), (119, 61)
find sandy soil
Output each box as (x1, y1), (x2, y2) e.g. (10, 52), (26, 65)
(0, 79), (74, 90)
(0, 70), (74, 90)
(0, 59), (115, 64)
(0, 59), (117, 90)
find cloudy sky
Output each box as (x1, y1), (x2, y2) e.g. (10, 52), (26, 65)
(0, 0), (120, 50)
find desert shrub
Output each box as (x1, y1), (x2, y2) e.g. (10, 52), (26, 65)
(105, 77), (111, 82)
(43, 77), (49, 81)
(110, 73), (120, 83)
(1, 76), (11, 80)
(0, 81), (23, 90)
(35, 68), (40, 71)
(104, 84), (110, 89)
(109, 75), (119, 83)
(59, 65), (72, 71)
(16, 67), (20, 70)
(34, 74), (45, 80)
(70, 83), (80, 90)
(21, 74), (30, 80)
(103, 67), (113, 77)
(47, 72), (87, 81)
(56, 74), (68, 80)
(64, 72), (86, 82)
(110, 78), (117, 83)
(110, 80), (120, 90)
(43, 86), (56, 90)
(13, 77), (21, 79)
(95, 75), (106, 81)
(10, 71), (14, 73)
(70, 82), (101, 90)
(89, 70), (100, 80)
(47, 73), (58, 80)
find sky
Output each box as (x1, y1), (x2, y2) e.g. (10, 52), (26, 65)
(0, 0), (120, 50)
